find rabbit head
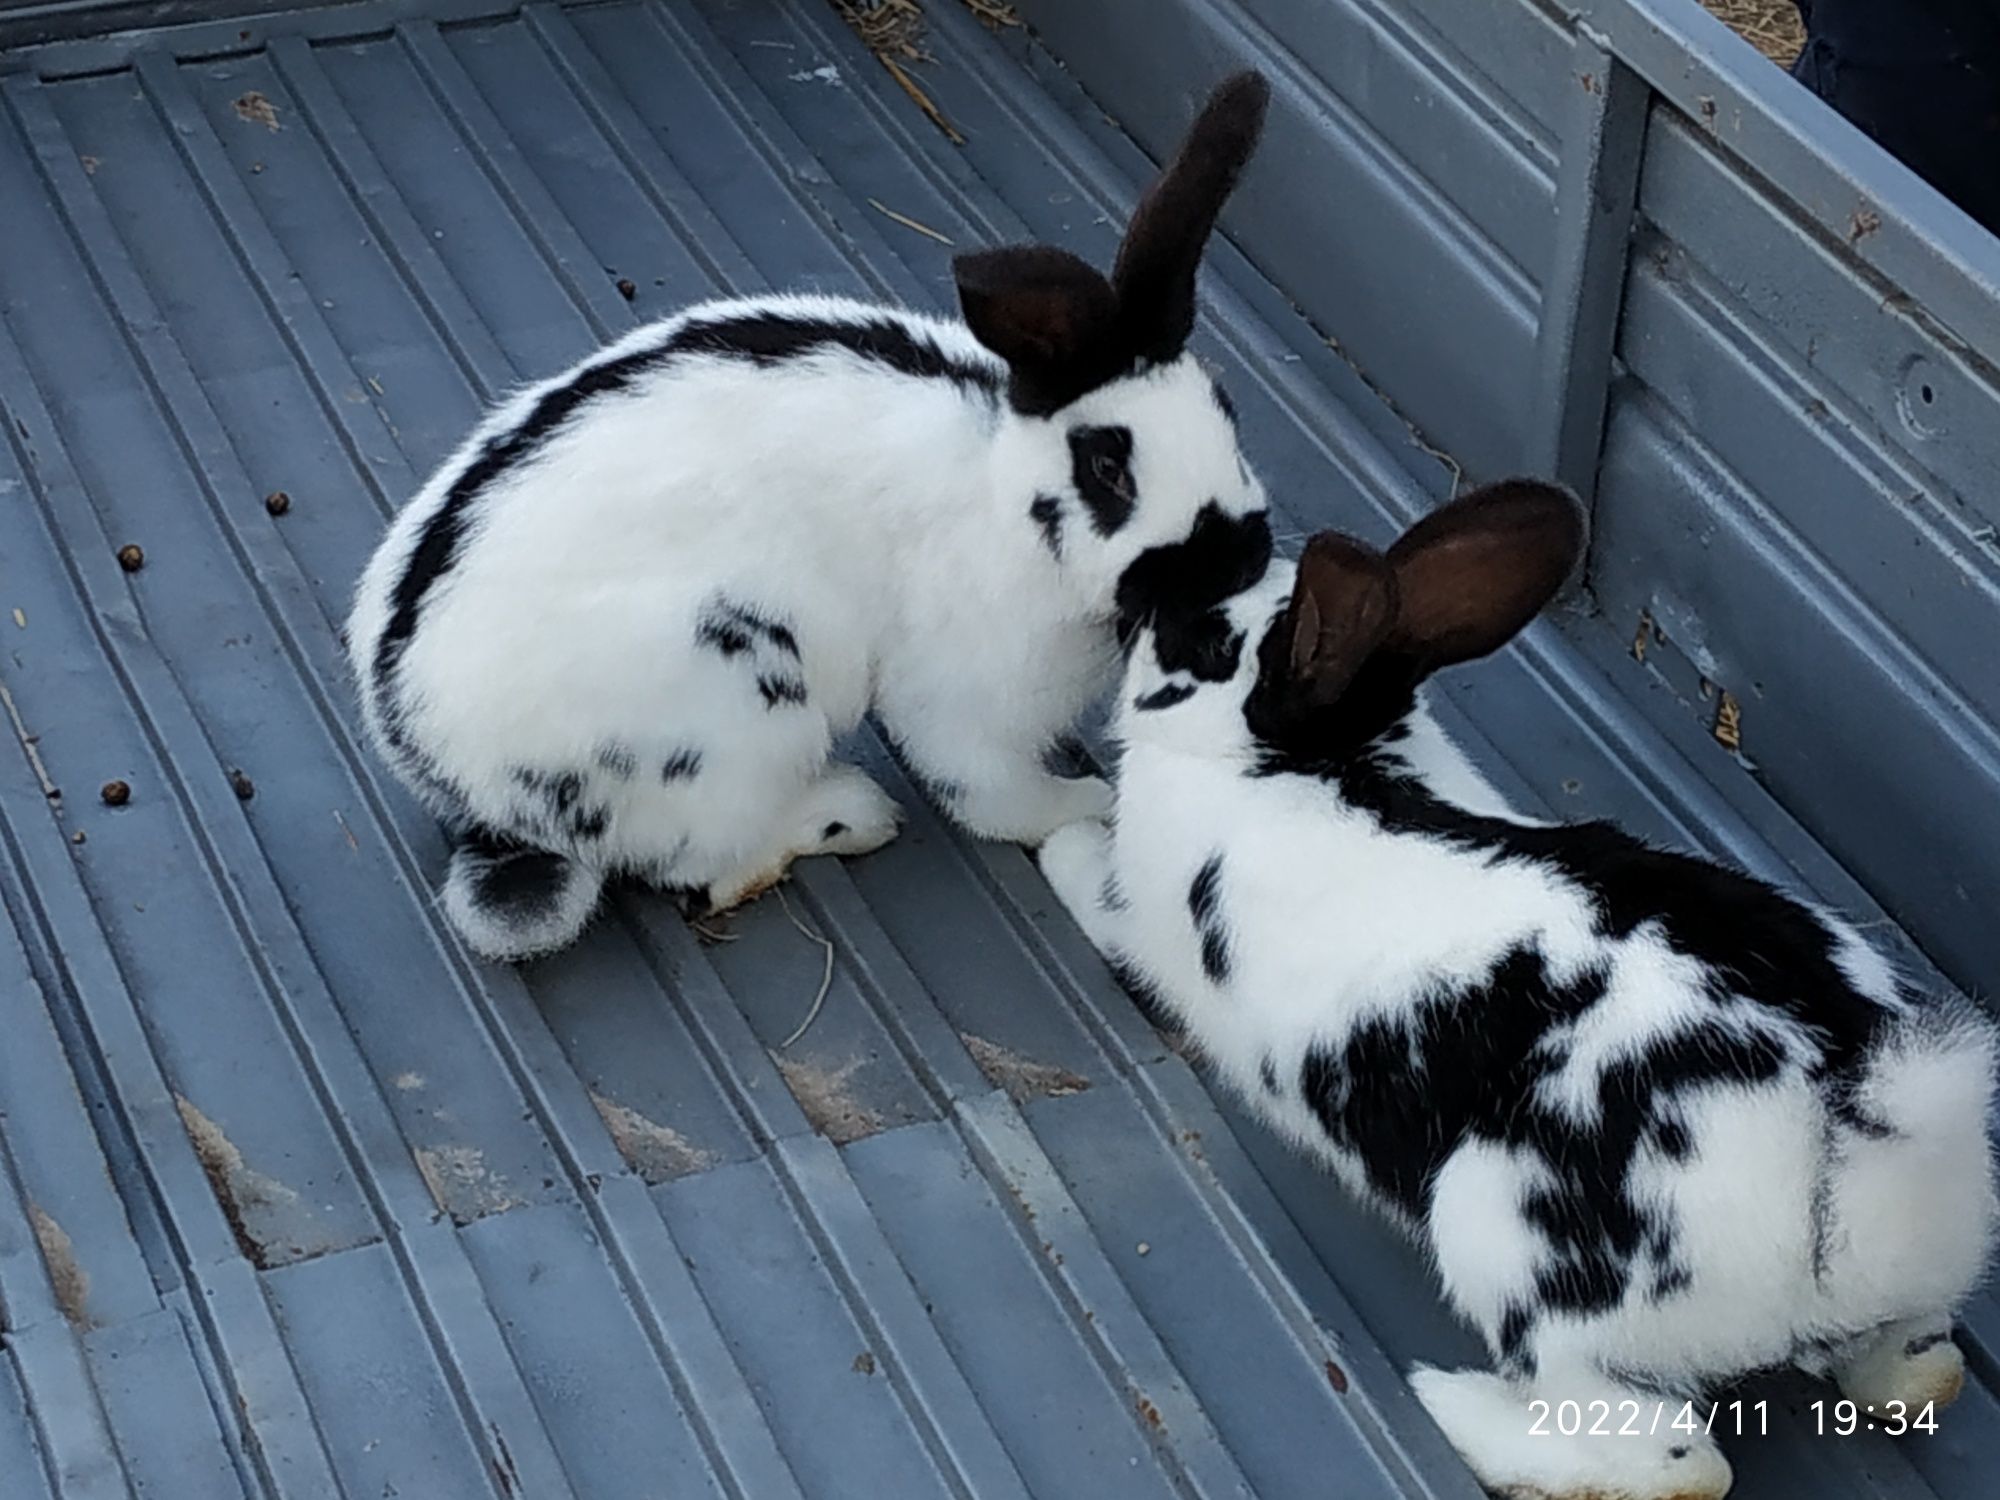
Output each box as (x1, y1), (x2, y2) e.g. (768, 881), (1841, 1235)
(1112, 480), (1586, 763)
(954, 72), (1275, 611)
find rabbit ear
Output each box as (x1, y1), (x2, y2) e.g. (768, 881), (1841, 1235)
(1112, 71), (1271, 366)
(953, 246), (1125, 415)
(1285, 532), (1399, 706)
(1384, 480), (1585, 672)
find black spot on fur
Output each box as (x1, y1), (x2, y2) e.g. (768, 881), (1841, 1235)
(1069, 425), (1137, 536)
(1030, 493), (1064, 559)
(757, 673), (808, 709)
(697, 612), (753, 656)
(823, 821), (848, 840)
(1294, 942), (1803, 1319)
(661, 747), (703, 782)
(1187, 853), (1230, 983)
(1136, 682), (1196, 712)
(514, 767), (582, 815)
(1653, 1117), (1691, 1160)
(1258, 1055), (1280, 1095)
(698, 596), (799, 659)
(1042, 733), (1095, 780)
(1115, 503), (1272, 654)
(595, 743), (637, 779)
(1101, 870), (1130, 913)
(1904, 1331), (1949, 1357)
(1257, 740), (1895, 1092)
(1650, 1263), (1693, 1300)
(512, 767), (610, 843)
(1669, 1446), (1690, 1460)
(1157, 610), (1244, 684)
(461, 826), (571, 921)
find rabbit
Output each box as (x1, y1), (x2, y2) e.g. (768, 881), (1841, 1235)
(345, 73), (1277, 961)
(1038, 479), (1999, 1500)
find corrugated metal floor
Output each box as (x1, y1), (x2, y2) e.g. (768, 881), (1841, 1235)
(0, 3), (1993, 1498)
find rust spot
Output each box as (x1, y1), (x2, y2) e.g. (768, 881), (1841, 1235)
(852, 1350), (877, 1375)
(1697, 95), (1718, 128)
(1135, 1395), (1163, 1430)
(30, 1205), (91, 1327)
(415, 1144), (523, 1225)
(1631, 609), (1653, 664)
(615, 277), (637, 301)
(1578, 71), (1600, 93)
(176, 1094), (298, 1268)
(589, 1089), (713, 1184)
(960, 1032), (1090, 1105)
(1324, 1358), (1349, 1394)
(1848, 207), (1882, 243)
(1713, 690), (1743, 752)
(775, 1055), (884, 1145)
(233, 91), (281, 132)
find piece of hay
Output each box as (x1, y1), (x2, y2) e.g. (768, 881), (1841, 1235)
(1697, 1), (1805, 66)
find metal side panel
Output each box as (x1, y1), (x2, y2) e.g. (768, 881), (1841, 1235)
(0, 5), (1993, 1500)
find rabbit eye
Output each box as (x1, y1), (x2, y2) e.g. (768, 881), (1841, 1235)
(1068, 424), (1137, 536)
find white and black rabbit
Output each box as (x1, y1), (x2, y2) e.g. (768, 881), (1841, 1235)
(1039, 481), (1998, 1500)
(346, 74), (1276, 961)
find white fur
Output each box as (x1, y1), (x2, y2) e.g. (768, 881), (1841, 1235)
(348, 294), (1263, 958)
(1042, 558), (1999, 1499)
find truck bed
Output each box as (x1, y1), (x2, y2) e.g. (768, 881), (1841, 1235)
(0, 2), (1994, 1498)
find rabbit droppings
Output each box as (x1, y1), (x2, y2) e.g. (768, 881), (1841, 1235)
(347, 75), (1276, 960)
(1040, 481), (1998, 1500)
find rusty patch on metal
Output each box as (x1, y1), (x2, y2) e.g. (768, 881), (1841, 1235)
(176, 1094), (301, 1268)
(589, 1089), (714, 1184)
(775, 1055), (884, 1145)
(959, 1032), (1090, 1105)
(415, 1144), (523, 1225)
(233, 91), (281, 132)
(30, 1205), (91, 1327)
(1713, 690), (1743, 752)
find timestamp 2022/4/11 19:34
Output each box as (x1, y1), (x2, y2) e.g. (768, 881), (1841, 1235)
(1527, 1399), (1943, 1439)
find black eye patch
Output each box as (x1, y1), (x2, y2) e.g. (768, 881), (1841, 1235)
(1154, 607), (1244, 683)
(1114, 502), (1273, 645)
(1068, 424), (1137, 536)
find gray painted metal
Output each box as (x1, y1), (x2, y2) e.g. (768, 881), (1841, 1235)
(0, 3), (1995, 1500)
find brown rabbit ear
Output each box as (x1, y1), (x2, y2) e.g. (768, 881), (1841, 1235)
(1384, 480), (1586, 672)
(1285, 531), (1399, 706)
(1112, 70), (1271, 366)
(953, 246), (1125, 416)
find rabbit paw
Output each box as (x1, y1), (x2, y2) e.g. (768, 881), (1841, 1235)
(1411, 1366), (1733, 1500)
(1835, 1319), (1965, 1411)
(804, 763), (903, 858)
